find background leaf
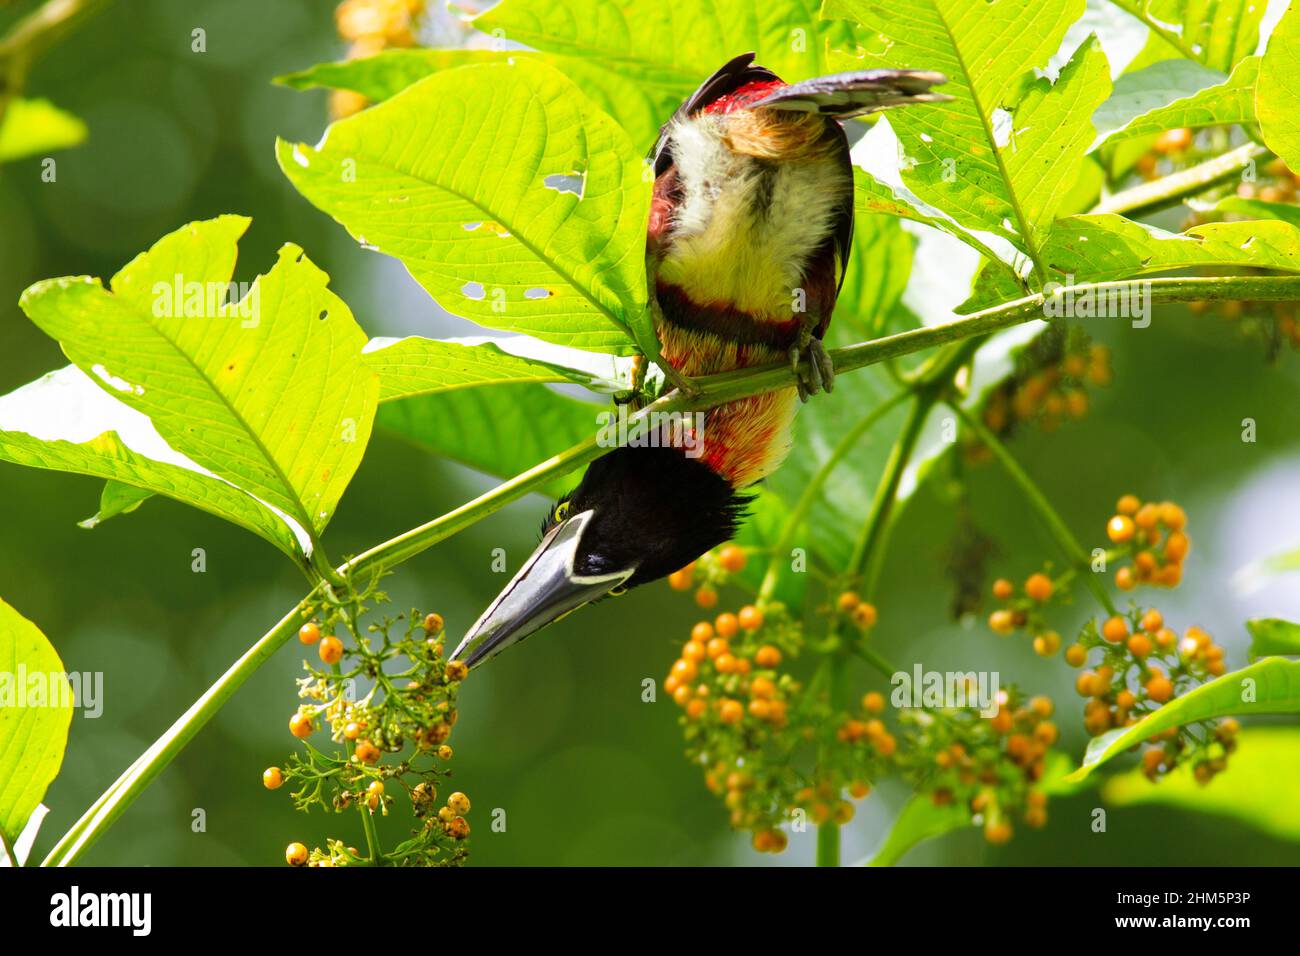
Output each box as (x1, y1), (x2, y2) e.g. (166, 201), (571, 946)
(1101, 726), (1300, 843)
(1092, 57), (1256, 148)
(0, 97), (86, 162)
(19, 216), (378, 546)
(1066, 657), (1300, 782)
(1111, 0), (1266, 73)
(1247, 618), (1300, 659)
(865, 793), (970, 866)
(278, 60), (650, 356)
(77, 480), (153, 530)
(0, 598), (73, 848)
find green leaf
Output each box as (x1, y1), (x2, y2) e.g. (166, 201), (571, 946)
(1257, 4), (1300, 172)
(1093, 57), (1258, 148)
(853, 167), (1008, 267)
(0, 366), (306, 557)
(1246, 619), (1300, 659)
(1066, 657), (1300, 782)
(1215, 196), (1300, 229)
(378, 384), (601, 499)
(19, 216), (378, 548)
(827, 1), (1111, 266)
(866, 793), (970, 866)
(279, 60), (652, 356)
(0, 598), (73, 848)
(835, 213), (915, 340)
(0, 97), (86, 162)
(1101, 726), (1300, 842)
(278, 48), (680, 150)
(365, 336), (624, 403)
(1111, 0), (1266, 73)
(78, 480), (154, 530)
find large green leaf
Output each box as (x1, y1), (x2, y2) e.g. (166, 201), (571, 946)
(0, 97), (86, 162)
(835, 213), (915, 340)
(278, 48), (680, 151)
(0, 598), (73, 848)
(1102, 726), (1300, 842)
(1066, 657), (1300, 782)
(1257, 3), (1300, 172)
(364, 337), (623, 403)
(1093, 57), (1258, 148)
(18, 216), (378, 549)
(1246, 619), (1300, 659)
(278, 60), (651, 356)
(826, 0), (1111, 264)
(1111, 0), (1266, 73)
(1215, 196), (1300, 229)
(378, 384), (602, 499)
(0, 367), (306, 556)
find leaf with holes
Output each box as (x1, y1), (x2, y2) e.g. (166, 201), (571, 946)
(0, 598), (73, 849)
(18, 216), (378, 552)
(1066, 657), (1300, 782)
(826, 1), (1112, 271)
(278, 60), (651, 356)
(1093, 57), (1257, 148)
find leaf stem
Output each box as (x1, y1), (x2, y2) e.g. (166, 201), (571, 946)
(947, 400), (1117, 616)
(1091, 143), (1270, 218)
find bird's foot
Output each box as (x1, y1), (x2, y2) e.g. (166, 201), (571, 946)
(789, 336), (835, 403)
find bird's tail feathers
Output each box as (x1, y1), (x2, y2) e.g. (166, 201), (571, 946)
(751, 69), (951, 118)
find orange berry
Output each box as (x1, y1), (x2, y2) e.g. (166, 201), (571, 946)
(717, 545), (747, 573)
(1076, 672), (1098, 697)
(1115, 566), (1136, 591)
(671, 658), (698, 682)
(737, 605), (764, 631)
(263, 767), (284, 790)
(691, 621), (714, 643)
(695, 586), (718, 609)
(837, 591), (861, 613)
(286, 842), (309, 866)
(1102, 616), (1129, 643)
(989, 707), (1013, 734)
(1033, 721), (1058, 746)
(750, 676), (777, 699)
(1127, 634), (1152, 658)
(344, 721), (361, 740)
(1164, 531), (1190, 562)
(1159, 502), (1186, 530)
(874, 732), (897, 756)
(686, 698), (706, 720)
(319, 635), (344, 665)
(1116, 689), (1137, 710)
(1029, 695), (1054, 718)
(862, 691), (885, 714)
(673, 684), (693, 707)
(747, 698), (771, 719)
(849, 780), (872, 800)
(1108, 515), (1136, 543)
(1116, 495), (1140, 516)
(1024, 573), (1053, 602)
(755, 645), (781, 668)
(988, 609), (1016, 635)
(1134, 504), (1160, 530)
(422, 612), (444, 635)
(1157, 563), (1183, 587)
(1033, 631), (1061, 656)
(714, 653), (737, 674)
(1146, 675), (1174, 703)
(667, 567), (694, 591)
(992, 578), (1014, 600)
(714, 613), (739, 638)
(298, 622), (321, 645)
(446, 660), (469, 682)
(852, 602), (878, 629)
(289, 712), (313, 739)
(719, 699), (744, 724)
(1065, 644), (1088, 667)
(1141, 609), (1163, 633)
(354, 739), (380, 764)
(682, 640), (706, 662)
(706, 637), (729, 659)
(984, 820), (1013, 845)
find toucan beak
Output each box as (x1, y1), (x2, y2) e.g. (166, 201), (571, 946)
(450, 510), (633, 670)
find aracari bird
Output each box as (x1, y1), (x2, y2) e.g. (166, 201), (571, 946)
(452, 54), (947, 668)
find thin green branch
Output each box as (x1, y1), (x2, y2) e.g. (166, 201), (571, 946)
(43, 271), (1300, 865)
(1092, 143), (1270, 218)
(948, 400), (1117, 616)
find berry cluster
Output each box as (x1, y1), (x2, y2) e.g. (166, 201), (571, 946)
(667, 543), (751, 609)
(1105, 494), (1189, 590)
(986, 571), (1063, 656)
(971, 327), (1111, 453)
(1066, 605), (1231, 779)
(270, 581), (471, 867)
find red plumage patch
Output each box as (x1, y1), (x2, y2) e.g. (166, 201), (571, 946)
(702, 79), (788, 114)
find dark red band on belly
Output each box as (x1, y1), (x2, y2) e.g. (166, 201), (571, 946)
(655, 281), (801, 350)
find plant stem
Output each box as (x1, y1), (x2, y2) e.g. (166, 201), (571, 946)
(757, 390), (910, 603)
(948, 400), (1117, 616)
(44, 272), (1300, 864)
(1091, 143), (1270, 218)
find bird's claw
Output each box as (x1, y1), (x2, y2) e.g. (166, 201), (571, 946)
(789, 336), (834, 403)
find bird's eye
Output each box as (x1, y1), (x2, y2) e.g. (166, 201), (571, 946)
(553, 501), (571, 522)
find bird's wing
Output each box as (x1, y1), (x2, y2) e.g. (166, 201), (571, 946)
(748, 69), (951, 118)
(649, 51), (780, 176)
